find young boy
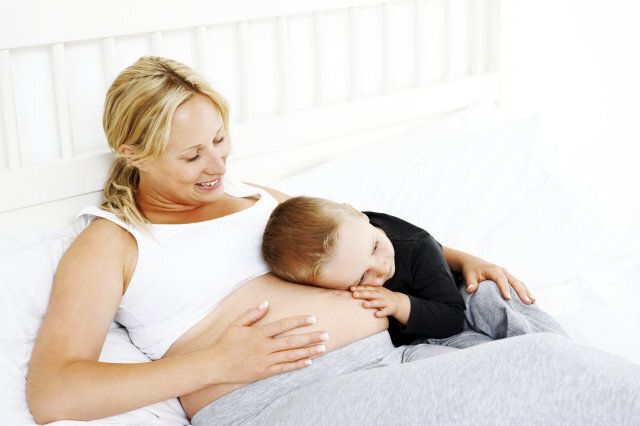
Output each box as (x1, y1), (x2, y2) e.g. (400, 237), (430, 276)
(261, 196), (466, 347)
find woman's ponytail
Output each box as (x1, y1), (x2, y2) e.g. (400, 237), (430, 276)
(101, 157), (146, 228)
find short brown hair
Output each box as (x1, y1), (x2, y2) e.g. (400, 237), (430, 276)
(262, 196), (359, 284)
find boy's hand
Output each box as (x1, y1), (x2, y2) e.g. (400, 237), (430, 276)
(349, 285), (409, 321)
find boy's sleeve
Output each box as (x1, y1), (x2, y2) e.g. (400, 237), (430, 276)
(400, 232), (466, 339)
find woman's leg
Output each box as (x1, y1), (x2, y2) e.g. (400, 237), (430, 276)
(428, 280), (570, 349)
(250, 333), (640, 425)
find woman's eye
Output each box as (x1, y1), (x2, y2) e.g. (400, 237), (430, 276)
(186, 154), (200, 162)
(372, 241), (379, 254)
(213, 137), (225, 145)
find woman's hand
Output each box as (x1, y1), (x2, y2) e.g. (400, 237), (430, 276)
(461, 255), (535, 304)
(204, 302), (330, 384)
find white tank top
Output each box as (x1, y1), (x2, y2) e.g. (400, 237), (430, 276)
(74, 176), (278, 360)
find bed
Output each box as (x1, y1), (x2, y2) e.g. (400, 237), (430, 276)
(1, 0), (639, 424)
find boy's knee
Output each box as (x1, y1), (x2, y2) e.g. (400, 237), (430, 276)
(466, 281), (507, 326)
(469, 280), (502, 304)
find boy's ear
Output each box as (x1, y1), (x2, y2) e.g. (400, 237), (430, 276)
(343, 203), (368, 221)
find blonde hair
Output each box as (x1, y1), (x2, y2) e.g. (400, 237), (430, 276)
(101, 56), (230, 228)
(262, 196), (360, 284)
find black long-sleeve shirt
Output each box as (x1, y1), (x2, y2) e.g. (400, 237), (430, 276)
(364, 212), (466, 347)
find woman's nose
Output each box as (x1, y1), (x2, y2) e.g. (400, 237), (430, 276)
(203, 148), (226, 174)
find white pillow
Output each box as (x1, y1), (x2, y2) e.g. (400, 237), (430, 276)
(273, 115), (627, 290)
(0, 230), (189, 425)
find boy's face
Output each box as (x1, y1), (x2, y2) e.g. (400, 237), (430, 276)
(315, 214), (395, 290)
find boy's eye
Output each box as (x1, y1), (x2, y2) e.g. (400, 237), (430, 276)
(213, 137), (225, 145)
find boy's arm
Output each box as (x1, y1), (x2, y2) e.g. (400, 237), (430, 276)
(399, 293), (465, 338)
(400, 234), (466, 339)
(442, 245), (534, 304)
(442, 245), (467, 272)
(392, 293), (411, 326)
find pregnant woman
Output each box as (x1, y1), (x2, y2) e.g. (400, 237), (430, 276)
(27, 56), (640, 425)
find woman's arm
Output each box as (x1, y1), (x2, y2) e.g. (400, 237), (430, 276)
(27, 220), (326, 423)
(442, 246), (535, 304)
(27, 220), (202, 422)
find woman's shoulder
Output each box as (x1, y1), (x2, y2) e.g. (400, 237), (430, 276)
(70, 216), (137, 262)
(82, 215), (134, 236)
(242, 182), (290, 203)
(62, 218), (137, 292)
(74, 205), (139, 246)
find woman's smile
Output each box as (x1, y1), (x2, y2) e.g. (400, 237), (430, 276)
(195, 176), (224, 192)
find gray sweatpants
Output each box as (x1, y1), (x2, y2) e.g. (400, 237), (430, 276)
(191, 281), (640, 425)
(424, 279), (572, 348)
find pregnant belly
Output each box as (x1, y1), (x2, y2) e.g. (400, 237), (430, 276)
(163, 273), (389, 419)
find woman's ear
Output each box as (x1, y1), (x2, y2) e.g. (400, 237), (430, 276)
(118, 145), (147, 171)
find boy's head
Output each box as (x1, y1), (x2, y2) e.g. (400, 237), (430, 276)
(262, 196), (395, 290)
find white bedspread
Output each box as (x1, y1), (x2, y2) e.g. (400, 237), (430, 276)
(272, 115), (640, 366)
(1, 111), (638, 425)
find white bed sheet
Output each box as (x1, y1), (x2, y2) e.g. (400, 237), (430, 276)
(2, 109), (638, 425)
(0, 230), (189, 425)
(272, 115), (640, 366)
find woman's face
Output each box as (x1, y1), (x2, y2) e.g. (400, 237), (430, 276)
(137, 93), (230, 209)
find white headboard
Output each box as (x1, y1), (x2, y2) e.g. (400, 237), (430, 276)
(0, 0), (500, 229)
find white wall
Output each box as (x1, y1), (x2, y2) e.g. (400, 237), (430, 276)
(499, 0), (640, 230)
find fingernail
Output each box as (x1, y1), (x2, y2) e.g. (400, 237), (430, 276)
(306, 316), (316, 324)
(316, 345), (326, 353)
(305, 359), (312, 366)
(258, 300), (269, 309)
(354, 292), (359, 297)
(319, 332), (330, 341)
(525, 298), (531, 304)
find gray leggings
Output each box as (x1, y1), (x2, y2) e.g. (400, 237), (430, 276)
(192, 281), (640, 425)
(424, 278), (572, 348)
